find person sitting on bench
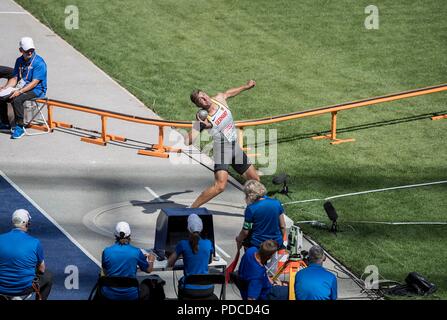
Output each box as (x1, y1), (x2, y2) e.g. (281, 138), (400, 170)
(167, 214), (214, 299)
(238, 239), (288, 300)
(0, 209), (52, 300)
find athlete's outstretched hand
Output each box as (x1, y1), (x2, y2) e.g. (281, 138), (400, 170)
(246, 80), (256, 89)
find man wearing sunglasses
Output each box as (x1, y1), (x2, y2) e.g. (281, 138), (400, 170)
(0, 37), (47, 139)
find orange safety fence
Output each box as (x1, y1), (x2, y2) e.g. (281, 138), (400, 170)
(235, 82), (447, 145)
(32, 98), (192, 158)
(34, 83), (447, 158)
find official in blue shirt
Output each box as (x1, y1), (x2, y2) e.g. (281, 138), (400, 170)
(238, 240), (289, 300)
(295, 245), (338, 300)
(236, 180), (286, 249)
(0, 37), (48, 139)
(101, 221), (155, 300)
(167, 214), (214, 299)
(0, 209), (52, 299)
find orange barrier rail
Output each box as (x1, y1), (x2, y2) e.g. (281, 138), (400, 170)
(235, 83), (447, 145)
(35, 83), (447, 157)
(34, 99), (192, 158)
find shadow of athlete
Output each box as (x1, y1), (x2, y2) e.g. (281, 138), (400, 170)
(184, 80), (260, 208)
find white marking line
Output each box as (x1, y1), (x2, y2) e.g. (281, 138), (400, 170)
(0, 11), (28, 14)
(0, 170), (101, 267)
(351, 221), (447, 225)
(215, 244), (231, 259)
(283, 180), (447, 205)
(144, 187), (167, 202)
(289, 198), (321, 204)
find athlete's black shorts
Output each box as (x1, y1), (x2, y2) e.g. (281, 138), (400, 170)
(213, 140), (251, 175)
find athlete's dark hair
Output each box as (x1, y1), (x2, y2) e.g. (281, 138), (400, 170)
(189, 231), (200, 254)
(190, 89), (203, 107)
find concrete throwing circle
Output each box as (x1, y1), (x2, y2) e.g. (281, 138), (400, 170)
(82, 199), (245, 250)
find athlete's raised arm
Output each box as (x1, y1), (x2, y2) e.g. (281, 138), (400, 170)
(214, 80), (256, 103)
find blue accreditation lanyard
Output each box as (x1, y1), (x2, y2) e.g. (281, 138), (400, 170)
(19, 54), (36, 81)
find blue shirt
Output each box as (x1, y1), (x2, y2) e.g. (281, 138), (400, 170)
(244, 196), (284, 247)
(294, 263), (338, 300)
(0, 229), (44, 295)
(13, 52), (47, 97)
(175, 238), (213, 290)
(101, 243), (149, 300)
(238, 246), (272, 300)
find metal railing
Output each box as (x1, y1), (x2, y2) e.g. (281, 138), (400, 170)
(34, 83), (447, 157)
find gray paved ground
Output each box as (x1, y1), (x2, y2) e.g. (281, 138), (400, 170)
(0, 0), (369, 300)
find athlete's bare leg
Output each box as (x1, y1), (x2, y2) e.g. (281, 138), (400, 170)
(242, 165), (260, 181)
(191, 170), (229, 208)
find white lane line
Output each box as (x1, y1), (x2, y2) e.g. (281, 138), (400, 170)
(144, 186), (168, 202)
(0, 170), (101, 267)
(351, 221), (447, 225)
(215, 244), (231, 259)
(325, 180), (447, 201)
(0, 11), (28, 14)
(287, 198), (321, 204)
(283, 180), (447, 205)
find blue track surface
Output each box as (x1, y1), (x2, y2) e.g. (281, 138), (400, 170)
(0, 175), (99, 300)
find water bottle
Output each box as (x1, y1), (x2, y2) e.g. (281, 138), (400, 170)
(24, 101), (33, 124)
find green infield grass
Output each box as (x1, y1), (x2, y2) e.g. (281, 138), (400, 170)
(16, 0), (447, 299)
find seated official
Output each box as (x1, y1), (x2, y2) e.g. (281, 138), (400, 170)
(236, 180), (286, 249)
(0, 37), (47, 139)
(238, 240), (288, 300)
(0, 209), (52, 300)
(101, 221), (156, 300)
(167, 214), (214, 298)
(295, 245), (337, 300)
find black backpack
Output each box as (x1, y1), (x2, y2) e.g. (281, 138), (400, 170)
(383, 272), (437, 297)
(141, 275), (166, 301)
(405, 272), (437, 296)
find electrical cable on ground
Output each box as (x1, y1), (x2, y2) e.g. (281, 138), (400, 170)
(283, 180), (447, 206)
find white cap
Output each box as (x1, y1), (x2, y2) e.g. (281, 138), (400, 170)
(12, 209), (31, 227)
(19, 37), (35, 51)
(187, 214), (203, 233)
(115, 221), (131, 238)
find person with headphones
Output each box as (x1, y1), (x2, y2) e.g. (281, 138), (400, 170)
(0, 209), (53, 299)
